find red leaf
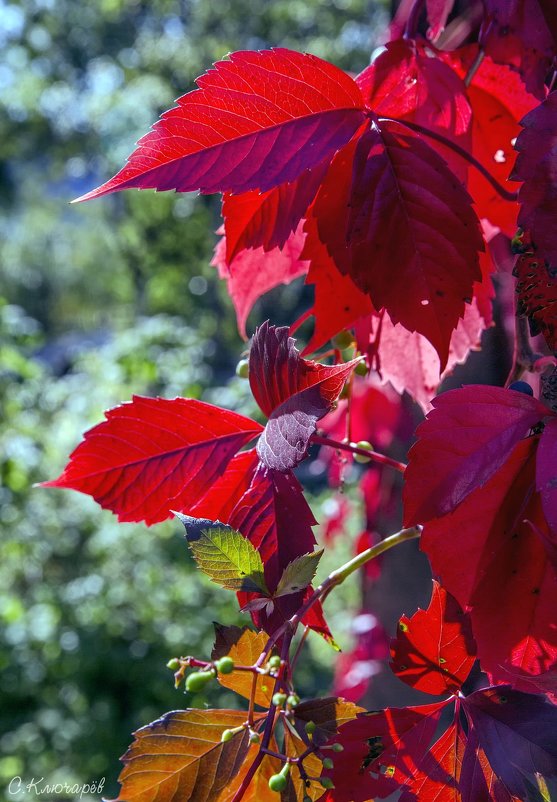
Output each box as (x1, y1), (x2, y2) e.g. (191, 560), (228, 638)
(75, 49), (365, 201)
(537, 418), (557, 536)
(188, 449), (259, 523)
(442, 46), (537, 235)
(211, 225), (309, 339)
(333, 611), (389, 703)
(403, 385), (549, 525)
(514, 246), (557, 352)
(356, 39), (472, 181)
(311, 121), (483, 367)
(512, 93), (557, 265)
(250, 322), (358, 470)
(221, 166), (326, 262)
(390, 580), (477, 695)
(42, 396), (262, 525)
(463, 686), (557, 798)
(422, 439), (557, 687)
(325, 701), (449, 801)
(479, 0), (556, 99)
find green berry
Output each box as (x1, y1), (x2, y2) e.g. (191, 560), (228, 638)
(272, 692), (287, 707)
(353, 440), (374, 463)
(286, 694), (300, 707)
(304, 720), (316, 735)
(249, 732), (261, 745)
(185, 670), (213, 693)
(221, 729), (235, 743)
(319, 777), (335, 790)
(331, 743), (344, 752)
(268, 655), (281, 670)
(216, 656), (235, 675)
(322, 757), (334, 770)
(166, 658), (181, 670)
(332, 330), (354, 349)
(268, 773), (288, 793)
(235, 358), (249, 379)
(355, 360), (368, 376)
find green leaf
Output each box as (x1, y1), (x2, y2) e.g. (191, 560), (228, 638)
(275, 549), (324, 598)
(175, 513), (269, 594)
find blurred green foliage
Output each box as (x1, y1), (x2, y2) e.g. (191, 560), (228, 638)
(1, 0), (387, 797)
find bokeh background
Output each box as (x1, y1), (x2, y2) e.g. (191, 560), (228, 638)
(0, 1), (411, 798)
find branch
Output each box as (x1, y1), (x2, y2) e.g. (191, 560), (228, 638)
(311, 434), (407, 473)
(379, 117), (518, 202)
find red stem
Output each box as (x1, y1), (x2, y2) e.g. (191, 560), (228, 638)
(380, 117), (518, 202)
(311, 434), (407, 473)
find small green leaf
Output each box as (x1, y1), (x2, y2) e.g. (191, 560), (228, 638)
(275, 549), (324, 598)
(174, 513), (269, 594)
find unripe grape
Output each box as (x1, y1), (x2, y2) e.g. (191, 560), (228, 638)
(215, 656), (235, 675)
(304, 720), (316, 735)
(249, 732), (261, 745)
(272, 692), (287, 707)
(166, 658), (181, 670)
(185, 670), (213, 693)
(286, 693), (300, 707)
(508, 380), (534, 396)
(221, 729), (235, 743)
(353, 440), (374, 463)
(319, 777), (335, 789)
(355, 360), (368, 376)
(331, 743), (344, 752)
(268, 773), (288, 793)
(332, 330), (353, 349)
(235, 359), (249, 379)
(322, 757), (334, 770)
(268, 655), (281, 670)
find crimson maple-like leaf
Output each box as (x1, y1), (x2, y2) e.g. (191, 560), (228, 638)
(308, 121), (483, 367)
(537, 418), (557, 535)
(512, 92), (557, 265)
(74, 49), (365, 201)
(211, 223), (309, 339)
(462, 686), (557, 798)
(323, 701), (449, 802)
(403, 384), (549, 524)
(390, 580), (477, 695)
(250, 322), (358, 470)
(479, 0), (556, 99)
(422, 439), (557, 688)
(514, 247), (557, 352)
(42, 396), (262, 525)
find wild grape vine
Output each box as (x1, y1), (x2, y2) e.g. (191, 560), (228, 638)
(44, 1), (557, 800)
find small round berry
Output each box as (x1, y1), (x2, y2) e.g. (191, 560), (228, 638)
(272, 692), (287, 707)
(304, 720), (316, 735)
(319, 777), (335, 790)
(332, 330), (354, 349)
(268, 773), (288, 793)
(185, 670), (213, 693)
(286, 694), (300, 707)
(331, 743), (344, 752)
(221, 729), (235, 743)
(249, 732), (261, 745)
(166, 658), (181, 670)
(508, 380), (534, 396)
(268, 655), (281, 670)
(235, 359), (249, 379)
(355, 360), (368, 376)
(322, 757), (334, 770)
(353, 440), (374, 463)
(215, 656), (235, 675)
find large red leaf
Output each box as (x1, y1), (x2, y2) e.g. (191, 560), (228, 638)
(356, 38), (472, 180)
(221, 165), (326, 262)
(403, 385), (550, 525)
(390, 580), (476, 696)
(463, 686), (557, 798)
(479, 0), (556, 99)
(75, 49), (365, 201)
(42, 396), (262, 525)
(211, 224), (309, 339)
(323, 701), (449, 801)
(512, 92), (557, 265)
(422, 439), (557, 687)
(514, 247), (557, 352)
(311, 121), (483, 367)
(537, 418), (557, 536)
(249, 322), (358, 470)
